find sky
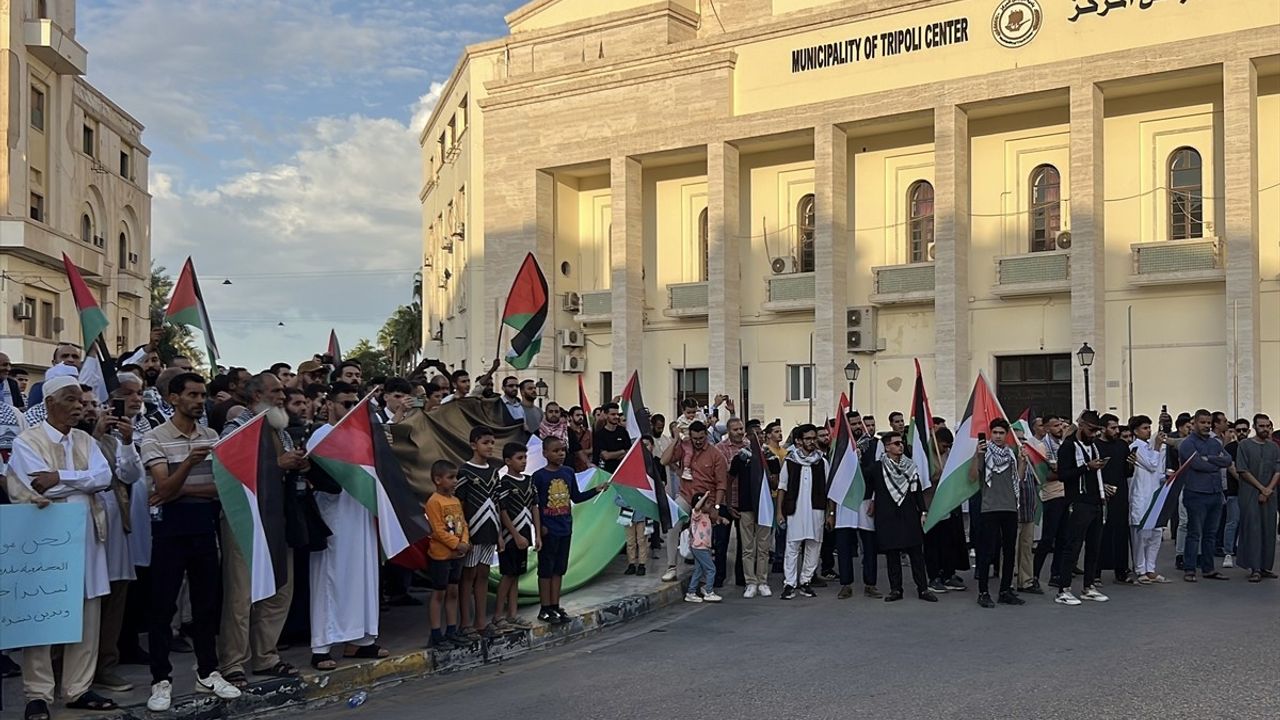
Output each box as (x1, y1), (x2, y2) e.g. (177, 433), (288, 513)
(76, 0), (511, 370)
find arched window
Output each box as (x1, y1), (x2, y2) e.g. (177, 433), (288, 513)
(1168, 147), (1202, 240)
(80, 213), (93, 244)
(118, 231), (128, 267)
(797, 194), (815, 272)
(698, 208), (709, 282)
(1029, 165), (1061, 252)
(908, 181), (934, 264)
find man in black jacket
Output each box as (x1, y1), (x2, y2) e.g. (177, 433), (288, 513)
(1096, 413), (1132, 584)
(1054, 412), (1112, 606)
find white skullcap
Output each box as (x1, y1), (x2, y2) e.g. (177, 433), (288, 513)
(44, 363), (80, 380)
(42, 376), (82, 399)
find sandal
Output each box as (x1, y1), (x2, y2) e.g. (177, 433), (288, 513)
(254, 661), (300, 678)
(343, 644), (389, 659)
(1248, 572), (1262, 583)
(310, 653), (337, 671)
(1183, 573), (1197, 582)
(24, 700), (51, 720)
(65, 691), (118, 711)
(1261, 570), (1278, 579)
(222, 669), (249, 688)
(1202, 572), (1229, 581)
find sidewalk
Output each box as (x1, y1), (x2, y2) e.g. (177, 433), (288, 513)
(0, 555), (685, 720)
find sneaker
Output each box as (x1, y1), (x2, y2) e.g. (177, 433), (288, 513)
(1081, 586), (1109, 602)
(821, 569), (838, 580)
(702, 591), (722, 603)
(944, 575), (968, 591)
(624, 564), (637, 575)
(977, 592), (996, 609)
(684, 592), (704, 603)
(809, 576), (828, 588)
(927, 579), (948, 594)
(148, 681), (173, 712)
(636, 565), (646, 576)
(798, 584), (816, 598)
(756, 583), (772, 597)
(537, 608), (560, 624)
(864, 585), (883, 598)
(1021, 580), (1045, 595)
(780, 585), (796, 600)
(1055, 590), (1082, 606)
(1224, 554), (1235, 569)
(837, 584), (853, 600)
(743, 584), (757, 599)
(661, 567), (678, 582)
(918, 590), (938, 602)
(196, 671), (242, 700)
(93, 670), (133, 693)
(998, 590), (1026, 606)
(554, 607), (571, 623)
(1175, 554), (1184, 571)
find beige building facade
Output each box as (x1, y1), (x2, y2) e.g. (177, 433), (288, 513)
(421, 0), (1279, 428)
(0, 0), (151, 377)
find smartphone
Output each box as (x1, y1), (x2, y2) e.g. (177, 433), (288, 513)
(977, 432), (986, 442)
(112, 399), (127, 418)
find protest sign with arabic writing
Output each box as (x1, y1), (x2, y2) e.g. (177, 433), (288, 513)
(0, 503), (87, 649)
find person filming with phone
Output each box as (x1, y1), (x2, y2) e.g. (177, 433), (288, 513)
(1052, 410), (1111, 606)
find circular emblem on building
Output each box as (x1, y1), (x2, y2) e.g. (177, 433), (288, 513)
(992, 0), (1042, 48)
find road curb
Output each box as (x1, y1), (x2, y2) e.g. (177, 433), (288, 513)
(92, 580), (685, 719)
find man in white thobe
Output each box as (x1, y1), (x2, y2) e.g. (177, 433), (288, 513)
(777, 425), (829, 599)
(5, 376), (115, 716)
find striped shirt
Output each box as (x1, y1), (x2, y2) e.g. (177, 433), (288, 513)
(139, 420), (220, 537)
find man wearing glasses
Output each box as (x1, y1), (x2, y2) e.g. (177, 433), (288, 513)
(776, 425), (828, 599)
(871, 431), (937, 603)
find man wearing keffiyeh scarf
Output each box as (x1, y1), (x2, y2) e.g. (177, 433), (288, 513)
(870, 431), (936, 603)
(537, 402), (569, 445)
(968, 418), (1026, 608)
(777, 426), (828, 599)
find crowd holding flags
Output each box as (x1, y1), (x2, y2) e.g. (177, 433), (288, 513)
(925, 372), (1013, 531)
(826, 393), (865, 514)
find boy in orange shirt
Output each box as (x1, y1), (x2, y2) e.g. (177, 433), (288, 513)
(425, 460), (470, 649)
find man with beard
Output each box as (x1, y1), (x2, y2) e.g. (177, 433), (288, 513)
(538, 402), (569, 445)
(568, 405), (593, 472)
(0, 351), (25, 410)
(1034, 415), (1071, 590)
(660, 421), (728, 583)
(6, 376), (116, 717)
(870, 431), (937, 603)
(968, 419), (1026, 609)
(209, 367), (252, 433)
(1234, 414), (1279, 581)
(85, 383), (146, 694)
(218, 372), (303, 685)
(1053, 411), (1111, 606)
(777, 424), (828, 599)
(1096, 413), (1132, 584)
(713, 418), (749, 589)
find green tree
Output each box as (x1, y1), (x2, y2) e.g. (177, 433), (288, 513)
(346, 338), (394, 380)
(150, 263), (206, 369)
(376, 273), (423, 376)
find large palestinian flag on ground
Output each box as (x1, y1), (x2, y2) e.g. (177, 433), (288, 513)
(620, 371), (649, 441)
(924, 372), (1013, 531)
(61, 253), (109, 350)
(826, 392), (866, 512)
(500, 253), (549, 370)
(907, 360), (938, 490)
(610, 439), (685, 525)
(165, 257), (220, 363)
(212, 413), (279, 602)
(308, 395), (431, 557)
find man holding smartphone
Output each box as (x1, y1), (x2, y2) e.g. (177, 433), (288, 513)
(1053, 411), (1110, 606)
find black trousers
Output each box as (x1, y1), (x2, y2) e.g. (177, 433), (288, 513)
(1057, 503), (1103, 591)
(820, 528), (836, 576)
(1033, 497), (1071, 582)
(119, 564), (151, 657)
(976, 511), (1017, 594)
(712, 518), (745, 587)
(149, 532), (221, 683)
(835, 528), (880, 587)
(884, 545), (928, 595)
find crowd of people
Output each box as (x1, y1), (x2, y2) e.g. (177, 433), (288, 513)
(1, 341), (1277, 720)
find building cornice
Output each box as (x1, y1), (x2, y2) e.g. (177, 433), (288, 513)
(73, 78), (148, 152)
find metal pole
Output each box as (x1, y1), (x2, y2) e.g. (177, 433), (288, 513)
(1083, 367), (1091, 412)
(1127, 305), (1134, 417)
(849, 381), (855, 411)
(681, 343), (687, 405)
(807, 333), (814, 424)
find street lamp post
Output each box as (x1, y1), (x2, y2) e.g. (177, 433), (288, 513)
(535, 378), (548, 408)
(1076, 342), (1095, 412)
(844, 358), (861, 411)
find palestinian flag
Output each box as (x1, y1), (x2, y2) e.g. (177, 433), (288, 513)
(61, 254), (109, 350)
(307, 394), (431, 557)
(165, 258), (220, 362)
(327, 329), (342, 361)
(1011, 416), (1050, 483)
(526, 435), (547, 476)
(620, 371), (649, 441)
(575, 466), (608, 494)
(211, 413), (279, 602)
(906, 359), (939, 490)
(924, 371), (1012, 531)
(610, 439), (685, 525)
(826, 392), (867, 511)
(500, 253), (548, 370)
(750, 434), (776, 528)
(577, 374), (592, 415)
(1139, 453), (1194, 531)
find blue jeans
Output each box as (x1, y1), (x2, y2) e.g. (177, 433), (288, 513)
(1182, 491), (1224, 574)
(1222, 496), (1240, 555)
(688, 548), (714, 594)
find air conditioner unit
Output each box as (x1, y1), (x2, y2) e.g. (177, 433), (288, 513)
(561, 292), (582, 313)
(128, 252), (139, 265)
(559, 328), (584, 348)
(846, 306), (877, 353)
(770, 256), (798, 274)
(423, 254), (433, 269)
(1056, 231), (1072, 250)
(92, 235), (105, 248)
(441, 238), (454, 253)
(559, 354), (585, 373)
(926, 242), (937, 261)
(12, 301), (34, 321)
(52, 316), (65, 334)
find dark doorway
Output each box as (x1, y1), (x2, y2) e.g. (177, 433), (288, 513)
(996, 354), (1072, 420)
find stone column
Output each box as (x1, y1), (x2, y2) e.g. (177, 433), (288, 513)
(1069, 84), (1105, 414)
(933, 105), (971, 422)
(610, 156), (644, 398)
(814, 125), (849, 415)
(707, 142), (741, 408)
(1223, 59), (1260, 417)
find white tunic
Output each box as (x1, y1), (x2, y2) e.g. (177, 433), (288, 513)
(126, 469), (153, 568)
(1129, 438), (1167, 526)
(307, 423), (379, 650)
(7, 423), (113, 599)
(778, 458), (828, 542)
(100, 437), (144, 582)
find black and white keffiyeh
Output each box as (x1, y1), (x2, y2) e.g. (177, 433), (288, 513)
(883, 454), (919, 506)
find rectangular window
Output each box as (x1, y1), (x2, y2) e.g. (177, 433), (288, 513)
(119, 316), (131, 352)
(599, 372), (612, 408)
(786, 364), (814, 402)
(82, 124), (95, 156)
(30, 86), (45, 131)
(39, 301), (54, 340)
(20, 296), (36, 337)
(459, 95), (468, 132)
(29, 193), (44, 222)
(120, 149), (131, 178)
(447, 115), (456, 148)
(674, 368), (710, 410)
(995, 354), (1073, 420)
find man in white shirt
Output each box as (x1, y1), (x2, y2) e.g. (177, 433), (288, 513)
(5, 376), (116, 717)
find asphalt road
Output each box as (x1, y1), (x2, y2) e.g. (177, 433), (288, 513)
(295, 567), (1280, 720)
